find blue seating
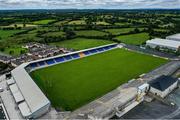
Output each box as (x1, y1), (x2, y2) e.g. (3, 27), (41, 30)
(55, 57), (65, 63)
(104, 46), (110, 50)
(72, 54), (80, 59)
(64, 55), (72, 60)
(30, 63), (37, 68)
(90, 49), (98, 54)
(46, 59), (55, 65)
(109, 45), (116, 49)
(84, 51), (90, 55)
(38, 61), (45, 66)
(97, 48), (104, 52)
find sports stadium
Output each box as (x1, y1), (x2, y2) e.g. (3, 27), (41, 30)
(6, 43), (168, 119)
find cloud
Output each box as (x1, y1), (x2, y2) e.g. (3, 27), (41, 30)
(0, 0), (180, 9)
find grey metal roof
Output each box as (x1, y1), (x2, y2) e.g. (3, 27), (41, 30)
(149, 75), (178, 91)
(11, 63), (50, 113)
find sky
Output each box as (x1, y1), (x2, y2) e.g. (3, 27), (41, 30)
(0, 0), (180, 9)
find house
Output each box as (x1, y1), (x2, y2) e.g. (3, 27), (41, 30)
(148, 75), (178, 98)
(146, 38), (180, 51)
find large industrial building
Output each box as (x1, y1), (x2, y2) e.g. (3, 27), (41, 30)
(166, 34), (180, 42)
(146, 38), (180, 51)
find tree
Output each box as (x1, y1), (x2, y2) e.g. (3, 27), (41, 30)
(0, 47), (5, 52)
(20, 50), (26, 54)
(155, 46), (160, 51)
(14, 24), (17, 29)
(134, 28), (140, 33)
(66, 30), (75, 39)
(149, 36), (153, 40)
(9, 50), (14, 55)
(23, 23), (26, 28)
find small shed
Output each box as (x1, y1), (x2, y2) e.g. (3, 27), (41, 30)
(149, 75), (178, 98)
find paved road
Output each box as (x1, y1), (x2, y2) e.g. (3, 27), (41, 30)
(121, 100), (177, 119)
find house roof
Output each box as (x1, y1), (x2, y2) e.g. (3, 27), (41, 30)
(149, 75), (178, 91)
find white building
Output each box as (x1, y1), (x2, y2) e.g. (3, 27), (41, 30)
(166, 34), (180, 42)
(7, 63), (51, 119)
(149, 75), (178, 98)
(146, 38), (180, 51)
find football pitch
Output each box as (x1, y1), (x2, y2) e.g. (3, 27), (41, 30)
(30, 48), (168, 111)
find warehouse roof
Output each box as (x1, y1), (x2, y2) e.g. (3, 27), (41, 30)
(146, 38), (180, 49)
(149, 75), (178, 91)
(166, 34), (180, 40)
(11, 63), (50, 115)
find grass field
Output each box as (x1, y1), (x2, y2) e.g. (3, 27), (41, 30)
(7, 24), (37, 28)
(30, 48), (167, 111)
(50, 38), (114, 50)
(75, 30), (108, 37)
(42, 31), (66, 37)
(104, 28), (135, 35)
(4, 46), (27, 56)
(114, 22), (131, 26)
(68, 20), (86, 25)
(93, 21), (110, 25)
(116, 33), (149, 45)
(33, 19), (56, 25)
(0, 30), (24, 39)
(154, 29), (170, 32)
(54, 20), (69, 25)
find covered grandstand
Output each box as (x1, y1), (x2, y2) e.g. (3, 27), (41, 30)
(7, 43), (118, 118)
(8, 64), (50, 118)
(26, 43), (118, 72)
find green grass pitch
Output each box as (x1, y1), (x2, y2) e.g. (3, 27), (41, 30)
(30, 48), (168, 111)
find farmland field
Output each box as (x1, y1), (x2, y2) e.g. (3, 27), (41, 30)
(114, 22), (131, 26)
(0, 30), (24, 39)
(50, 38), (114, 50)
(30, 48), (167, 111)
(93, 21), (110, 25)
(7, 24), (37, 28)
(33, 19), (56, 25)
(68, 20), (86, 25)
(116, 33), (149, 45)
(75, 30), (108, 37)
(104, 28), (135, 35)
(54, 20), (69, 25)
(42, 31), (66, 37)
(4, 46), (27, 56)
